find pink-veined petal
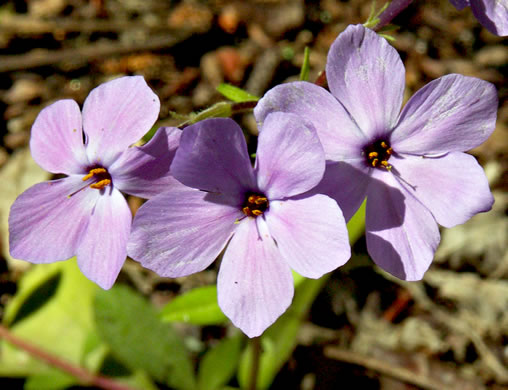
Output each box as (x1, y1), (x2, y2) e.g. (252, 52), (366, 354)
(254, 81), (366, 161)
(76, 188), (131, 289)
(128, 184), (242, 277)
(82, 76), (160, 166)
(218, 217), (293, 337)
(392, 74), (498, 155)
(265, 195), (350, 278)
(365, 171), (440, 281)
(255, 112), (325, 199)
(171, 118), (256, 195)
(471, 0), (508, 36)
(9, 176), (98, 263)
(326, 24), (405, 139)
(30, 100), (88, 174)
(110, 127), (181, 198)
(391, 152), (494, 228)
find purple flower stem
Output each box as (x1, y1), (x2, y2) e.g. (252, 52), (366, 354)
(374, 0), (414, 31)
(0, 324), (140, 390)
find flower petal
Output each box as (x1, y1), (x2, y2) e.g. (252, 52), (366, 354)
(128, 184), (242, 277)
(110, 127), (181, 199)
(326, 24), (405, 138)
(471, 0), (508, 36)
(255, 112), (325, 199)
(449, 0), (470, 10)
(391, 152), (494, 228)
(265, 195), (350, 278)
(365, 171), (440, 281)
(171, 118), (256, 195)
(76, 188), (131, 289)
(254, 81), (366, 161)
(82, 76), (160, 166)
(392, 74), (498, 154)
(218, 217), (293, 338)
(30, 100), (88, 174)
(9, 176), (98, 263)
(304, 161), (370, 222)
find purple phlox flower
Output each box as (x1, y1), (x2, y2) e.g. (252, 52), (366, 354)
(127, 114), (351, 337)
(450, 0), (508, 36)
(9, 76), (181, 289)
(255, 24), (497, 281)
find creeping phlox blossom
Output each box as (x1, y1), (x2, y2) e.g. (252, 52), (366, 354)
(449, 0), (508, 36)
(255, 24), (497, 281)
(9, 76), (181, 289)
(128, 114), (351, 337)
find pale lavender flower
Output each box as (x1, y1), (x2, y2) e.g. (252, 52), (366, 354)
(449, 0), (507, 36)
(127, 115), (351, 337)
(255, 24), (497, 281)
(9, 76), (181, 289)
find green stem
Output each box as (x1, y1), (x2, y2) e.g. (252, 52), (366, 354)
(248, 336), (261, 390)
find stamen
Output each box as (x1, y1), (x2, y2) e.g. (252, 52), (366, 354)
(364, 139), (394, 171)
(254, 197), (268, 205)
(82, 167), (107, 182)
(242, 192), (269, 218)
(90, 179), (111, 189)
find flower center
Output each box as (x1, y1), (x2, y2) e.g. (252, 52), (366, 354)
(363, 140), (393, 170)
(242, 193), (269, 218)
(82, 167), (112, 190)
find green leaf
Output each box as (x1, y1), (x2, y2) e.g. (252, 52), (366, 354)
(299, 47), (311, 81)
(216, 84), (259, 103)
(0, 259), (98, 379)
(3, 261), (62, 326)
(347, 199), (366, 244)
(24, 370), (75, 390)
(160, 285), (227, 326)
(197, 335), (243, 390)
(94, 285), (196, 390)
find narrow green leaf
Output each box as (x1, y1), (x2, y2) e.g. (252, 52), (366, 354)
(299, 47), (311, 81)
(197, 335), (243, 390)
(160, 285), (227, 325)
(347, 199), (366, 244)
(216, 84), (259, 103)
(94, 285), (196, 390)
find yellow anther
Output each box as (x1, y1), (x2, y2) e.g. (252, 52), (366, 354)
(386, 147), (393, 155)
(381, 161), (392, 170)
(368, 152), (378, 159)
(90, 179), (111, 189)
(371, 158), (379, 167)
(252, 210), (263, 216)
(82, 167), (107, 181)
(248, 195), (257, 204)
(380, 141), (388, 148)
(242, 206), (250, 215)
(254, 197), (267, 205)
